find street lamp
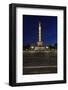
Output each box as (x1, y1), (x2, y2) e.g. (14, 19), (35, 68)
(46, 46), (49, 49)
(30, 45), (34, 50)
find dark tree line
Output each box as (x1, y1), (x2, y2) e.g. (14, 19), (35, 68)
(23, 45), (30, 50)
(23, 43), (57, 50)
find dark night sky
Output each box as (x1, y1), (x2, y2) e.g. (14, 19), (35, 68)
(23, 15), (57, 46)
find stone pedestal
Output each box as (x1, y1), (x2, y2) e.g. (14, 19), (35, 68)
(35, 46), (45, 51)
(37, 41), (43, 47)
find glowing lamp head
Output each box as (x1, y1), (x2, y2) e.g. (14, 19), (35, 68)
(31, 45), (34, 49)
(46, 46), (49, 49)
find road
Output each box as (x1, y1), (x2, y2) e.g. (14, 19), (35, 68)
(23, 50), (57, 75)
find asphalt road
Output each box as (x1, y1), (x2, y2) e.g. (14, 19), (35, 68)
(23, 51), (57, 75)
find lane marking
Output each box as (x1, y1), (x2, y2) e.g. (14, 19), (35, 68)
(24, 65), (57, 69)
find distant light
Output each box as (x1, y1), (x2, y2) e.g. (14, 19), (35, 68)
(46, 46), (49, 49)
(31, 46), (34, 49)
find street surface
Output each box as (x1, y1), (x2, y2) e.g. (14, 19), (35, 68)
(23, 50), (57, 75)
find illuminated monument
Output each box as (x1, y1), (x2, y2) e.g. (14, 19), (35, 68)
(35, 21), (45, 50)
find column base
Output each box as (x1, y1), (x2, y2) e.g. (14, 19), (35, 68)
(34, 46), (45, 51)
(37, 41), (43, 47)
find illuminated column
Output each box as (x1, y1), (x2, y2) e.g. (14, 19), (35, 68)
(39, 22), (42, 42)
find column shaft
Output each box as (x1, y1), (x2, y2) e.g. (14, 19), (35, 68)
(39, 22), (41, 42)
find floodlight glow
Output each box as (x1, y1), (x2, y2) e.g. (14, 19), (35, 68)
(31, 46), (34, 49)
(46, 46), (49, 49)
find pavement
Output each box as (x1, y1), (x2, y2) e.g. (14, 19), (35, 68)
(23, 50), (57, 75)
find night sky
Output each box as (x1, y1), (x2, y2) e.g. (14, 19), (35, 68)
(23, 15), (57, 46)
